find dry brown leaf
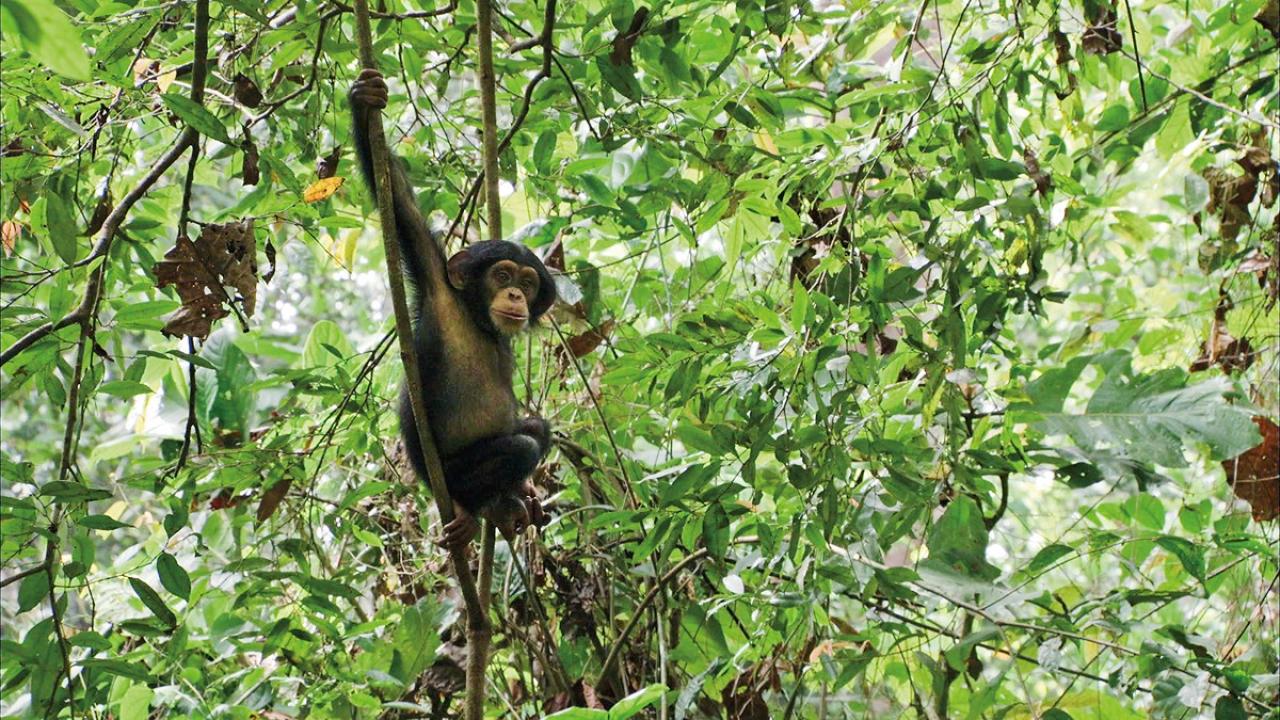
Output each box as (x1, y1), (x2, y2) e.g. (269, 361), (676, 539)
(1257, 0), (1280, 40)
(256, 477), (291, 522)
(1189, 323), (1255, 374)
(153, 220), (258, 340)
(317, 146), (342, 180)
(1, 220), (20, 256)
(561, 319), (615, 360)
(1081, 4), (1122, 54)
(1223, 416), (1280, 522)
(232, 73), (263, 108)
(242, 141), (260, 186)
(303, 176), (344, 203)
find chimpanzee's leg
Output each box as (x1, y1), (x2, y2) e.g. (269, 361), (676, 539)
(438, 433), (542, 547)
(513, 417), (551, 526)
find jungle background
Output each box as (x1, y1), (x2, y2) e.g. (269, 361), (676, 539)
(1, 0), (1278, 717)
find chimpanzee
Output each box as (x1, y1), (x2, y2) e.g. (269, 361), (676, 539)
(350, 68), (555, 549)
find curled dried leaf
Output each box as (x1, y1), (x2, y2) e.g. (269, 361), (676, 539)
(233, 73), (263, 108)
(317, 146), (342, 180)
(153, 220), (258, 340)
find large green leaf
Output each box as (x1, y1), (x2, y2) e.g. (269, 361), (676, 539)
(1030, 355), (1260, 468)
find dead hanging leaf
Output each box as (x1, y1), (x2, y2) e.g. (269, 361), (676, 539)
(317, 146), (342, 179)
(1189, 298), (1255, 374)
(544, 237), (566, 272)
(722, 664), (777, 720)
(232, 73), (263, 108)
(153, 219), (258, 340)
(256, 477), (291, 521)
(1023, 146), (1052, 196)
(1222, 416), (1280, 522)
(262, 238), (277, 283)
(2, 138), (23, 157)
(242, 140), (260, 186)
(1052, 28), (1072, 66)
(1081, 3), (1123, 54)
(2, 220), (20, 256)
(558, 318), (615, 362)
(1257, 0), (1280, 40)
(609, 7), (649, 66)
(1202, 166), (1259, 242)
(303, 176), (344, 203)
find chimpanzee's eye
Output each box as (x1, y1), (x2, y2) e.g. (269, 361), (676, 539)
(494, 269), (511, 284)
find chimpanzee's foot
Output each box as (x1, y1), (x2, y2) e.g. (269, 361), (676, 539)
(439, 507), (480, 551)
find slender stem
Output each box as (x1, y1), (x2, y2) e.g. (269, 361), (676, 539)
(477, 0), (502, 240)
(349, 1), (489, 717)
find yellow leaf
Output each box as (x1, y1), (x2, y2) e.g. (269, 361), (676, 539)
(339, 229), (359, 269)
(156, 69), (177, 93)
(753, 130), (778, 155)
(303, 176), (345, 203)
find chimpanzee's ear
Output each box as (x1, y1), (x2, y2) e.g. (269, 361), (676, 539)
(446, 250), (471, 290)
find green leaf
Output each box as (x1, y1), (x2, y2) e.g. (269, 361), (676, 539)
(120, 683), (154, 720)
(45, 190), (79, 263)
(1215, 696), (1247, 720)
(78, 514), (131, 531)
(1155, 536), (1205, 584)
(161, 93), (232, 143)
(609, 684), (668, 719)
(921, 496), (1000, 581)
(5, 0), (90, 80)
(80, 658), (155, 682)
(1095, 104), (1131, 132)
(97, 381), (153, 399)
(156, 553), (191, 600)
(1026, 544), (1074, 575)
(545, 709), (610, 720)
(1033, 355), (1260, 469)
(38, 481), (112, 503)
(533, 130), (558, 174)
(128, 577), (177, 626)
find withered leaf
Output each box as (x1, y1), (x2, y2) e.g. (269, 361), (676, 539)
(262, 238), (277, 283)
(1189, 320), (1255, 375)
(317, 146), (342, 180)
(256, 477), (291, 521)
(153, 219), (258, 340)
(1203, 166), (1259, 242)
(242, 140), (260, 186)
(609, 7), (649, 66)
(1257, 0), (1280, 40)
(1023, 146), (1052, 196)
(560, 318), (615, 361)
(1081, 4), (1123, 55)
(1, 220), (20, 256)
(1222, 416), (1280, 522)
(233, 73), (263, 108)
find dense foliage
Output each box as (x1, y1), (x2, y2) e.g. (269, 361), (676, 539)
(2, 0), (1278, 718)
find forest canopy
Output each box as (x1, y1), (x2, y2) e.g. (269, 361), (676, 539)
(1, 0), (1278, 718)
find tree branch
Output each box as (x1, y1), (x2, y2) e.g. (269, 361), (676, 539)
(348, 2), (489, 718)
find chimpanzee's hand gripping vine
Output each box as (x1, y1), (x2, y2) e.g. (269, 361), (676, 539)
(350, 69), (555, 550)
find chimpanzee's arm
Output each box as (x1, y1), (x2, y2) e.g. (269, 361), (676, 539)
(349, 69), (446, 294)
